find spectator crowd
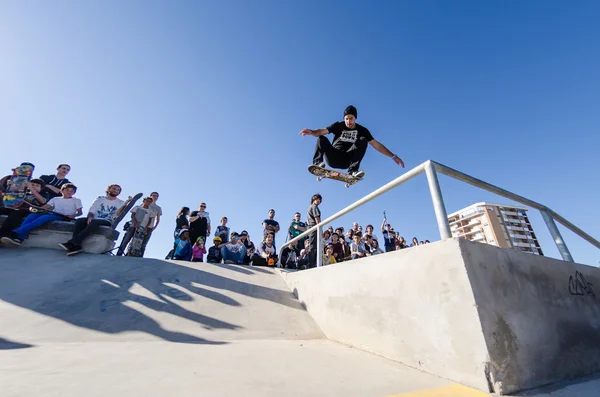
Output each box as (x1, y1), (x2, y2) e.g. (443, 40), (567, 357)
(1, 162), (429, 266)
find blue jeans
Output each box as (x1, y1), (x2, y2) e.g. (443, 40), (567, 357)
(13, 213), (64, 239)
(221, 245), (247, 264)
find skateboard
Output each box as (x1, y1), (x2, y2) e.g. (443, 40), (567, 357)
(126, 226), (146, 257)
(24, 200), (74, 221)
(308, 165), (362, 188)
(2, 163), (35, 208)
(111, 193), (143, 229)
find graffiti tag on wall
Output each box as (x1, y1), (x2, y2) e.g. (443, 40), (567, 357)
(568, 271), (595, 297)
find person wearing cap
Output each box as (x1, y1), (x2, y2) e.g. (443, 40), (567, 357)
(206, 236), (223, 263)
(239, 231), (255, 265)
(170, 229), (192, 261)
(39, 164), (72, 199)
(0, 179), (48, 239)
(191, 236), (207, 262)
(300, 105), (405, 179)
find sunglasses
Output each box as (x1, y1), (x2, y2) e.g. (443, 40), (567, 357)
(200, 205), (206, 208)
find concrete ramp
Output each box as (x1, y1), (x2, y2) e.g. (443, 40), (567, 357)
(0, 248), (454, 397)
(0, 249), (321, 344)
(282, 238), (600, 395)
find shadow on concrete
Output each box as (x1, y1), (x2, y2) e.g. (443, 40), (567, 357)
(515, 372), (600, 396)
(0, 250), (303, 345)
(201, 261), (275, 275)
(0, 337), (35, 350)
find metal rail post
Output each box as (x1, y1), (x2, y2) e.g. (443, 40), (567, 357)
(425, 162), (452, 240)
(316, 224), (323, 267)
(540, 209), (574, 262)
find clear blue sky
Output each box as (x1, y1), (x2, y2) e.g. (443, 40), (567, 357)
(1, 0), (598, 264)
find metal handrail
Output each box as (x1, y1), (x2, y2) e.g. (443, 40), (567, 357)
(278, 160), (599, 267)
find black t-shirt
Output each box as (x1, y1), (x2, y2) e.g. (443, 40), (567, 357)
(326, 122), (374, 152)
(39, 175), (71, 199)
(263, 219), (279, 244)
(175, 214), (189, 230)
(189, 212), (208, 233)
(307, 204), (321, 227)
(244, 239), (255, 255)
(207, 245), (222, 262)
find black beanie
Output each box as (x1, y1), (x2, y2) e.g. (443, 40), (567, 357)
(344, 105), (357, 119)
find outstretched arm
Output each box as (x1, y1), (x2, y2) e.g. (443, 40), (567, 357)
(369, 140), (405, 167)
(299, 128), (328, 137)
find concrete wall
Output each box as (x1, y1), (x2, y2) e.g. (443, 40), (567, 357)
(461, 239), (600, 394)
(280, 238), (600, 395)
(280, 239), (492, 392)
(0, 216), (117, 254)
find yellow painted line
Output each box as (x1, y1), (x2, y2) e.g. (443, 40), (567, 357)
(387, 383), (490, 397)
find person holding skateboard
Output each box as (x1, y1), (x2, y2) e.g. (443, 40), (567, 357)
(300, 105), (405, 179)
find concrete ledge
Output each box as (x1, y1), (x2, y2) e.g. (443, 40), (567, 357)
(0, 215), (118, 254)
(279, 238), (600, 395)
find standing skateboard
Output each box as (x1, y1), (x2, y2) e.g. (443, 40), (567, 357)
(308, 165), (362, 188)
(126, 226), (146, 257)
(2, 163), (35, 208)
(111, 193), (143, 229)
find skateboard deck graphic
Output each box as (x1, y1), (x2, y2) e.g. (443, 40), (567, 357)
(126, 226), (145, 257)
(3, 163), (35, 209)
(308, 165), (362, 188)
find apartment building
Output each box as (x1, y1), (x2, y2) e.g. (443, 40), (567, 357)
(447, 202), (544, 256)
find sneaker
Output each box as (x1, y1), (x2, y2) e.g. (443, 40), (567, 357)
(66, 245), (83, 256)
(350, 170), (366, 179)
(314, 162), (326, 168)
(1, 236), (22, 246)
(58, 242), (74, 251)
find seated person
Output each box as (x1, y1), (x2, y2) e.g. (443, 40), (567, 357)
(350, 233), (367, 260)
(170, 229), (192, 261)
(221, 232), (247, 265)
(59, 184), (124, 256)
(206, 236), (223, 263)
(239, 231), (255, 265)
(252, 232), (278, 267)
(1, 183), (82, 246)
(0, 179), (48, 238)
(323, 244), (337, 265)
(191, 237), (206, 262)
(329, 232), (344, 262)
(370, 239), (384, 255)
(296, 239), (310, 270)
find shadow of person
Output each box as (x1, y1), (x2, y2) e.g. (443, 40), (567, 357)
(0, 337), (35, 350)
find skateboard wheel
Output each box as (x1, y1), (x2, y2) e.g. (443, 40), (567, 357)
(345, 183), (350, 188)
(317, 177), (323, 182)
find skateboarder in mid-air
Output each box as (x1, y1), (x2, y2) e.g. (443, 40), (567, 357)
(300, 105), (405, 179)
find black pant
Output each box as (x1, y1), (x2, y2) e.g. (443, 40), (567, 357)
(0, 208), (31, 237)
(117, 226), (136, 256)
(140, 226), (153, 256)
(68, 218), (112, 247)
(252, 253), (278, 267)
(313, 135), (369, 173)
(189, 229), (207, 247)
(308, 229), (318, 268)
